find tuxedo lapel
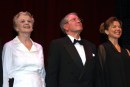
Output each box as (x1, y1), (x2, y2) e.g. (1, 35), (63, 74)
(63, 37), (83, 69)
(83, 41), (94, 62)
(78, 40), (95, 80)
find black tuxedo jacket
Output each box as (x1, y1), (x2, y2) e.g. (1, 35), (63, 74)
(46, 36), (101, 87)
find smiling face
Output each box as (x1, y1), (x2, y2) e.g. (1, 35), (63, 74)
(105, 21), (122, 40)
(14, 12), (34, 35)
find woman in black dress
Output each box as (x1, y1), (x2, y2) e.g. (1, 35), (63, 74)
(98, 17), (130, 87)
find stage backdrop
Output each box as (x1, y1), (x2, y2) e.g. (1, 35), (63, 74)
(0, 0), (115, 60)
(0, 0), (115, 86)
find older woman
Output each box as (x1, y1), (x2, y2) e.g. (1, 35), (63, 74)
(98, 17), (130, 87)
(2, 11), (46, 87)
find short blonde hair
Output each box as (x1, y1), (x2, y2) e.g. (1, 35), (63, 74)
(13, 11), (34, 30)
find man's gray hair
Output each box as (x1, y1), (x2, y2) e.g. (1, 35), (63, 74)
(60, 12), (78, 34)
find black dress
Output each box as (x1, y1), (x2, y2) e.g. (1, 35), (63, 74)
(98, 40), (130, 87)
(123, 49), (130, 87)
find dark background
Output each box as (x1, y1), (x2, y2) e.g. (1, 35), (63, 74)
(0, 0), (129, 86)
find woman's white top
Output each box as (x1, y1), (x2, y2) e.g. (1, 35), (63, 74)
(2, 36), (46, 87)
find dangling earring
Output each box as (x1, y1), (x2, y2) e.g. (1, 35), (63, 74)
(105, 30), (109, 35)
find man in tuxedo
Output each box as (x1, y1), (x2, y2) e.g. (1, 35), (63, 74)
(46, 12), (101, 87)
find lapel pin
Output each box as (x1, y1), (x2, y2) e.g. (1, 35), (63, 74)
(92, 53), (95, 57)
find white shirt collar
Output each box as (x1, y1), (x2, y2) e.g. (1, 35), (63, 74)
(13, 36), (34, 45)
(13, 36), (37, 52)
(67, 35), (81, 43)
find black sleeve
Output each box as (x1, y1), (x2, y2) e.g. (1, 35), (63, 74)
(45, 41), (60, 87)
(98, 45), (106, 69)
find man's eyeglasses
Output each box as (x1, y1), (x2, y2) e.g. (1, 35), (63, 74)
(65, 18), (83, 24)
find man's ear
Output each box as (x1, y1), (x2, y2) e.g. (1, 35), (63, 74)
(64, 24), (69, 31)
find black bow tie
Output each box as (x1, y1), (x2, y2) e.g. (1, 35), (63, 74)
(73, 39), (83, 45)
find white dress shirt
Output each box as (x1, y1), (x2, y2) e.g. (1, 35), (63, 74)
(2, 36), (46, 87)
(68, 35), (86, 65)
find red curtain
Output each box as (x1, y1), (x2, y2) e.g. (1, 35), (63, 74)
(0, 0), (115, 63)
